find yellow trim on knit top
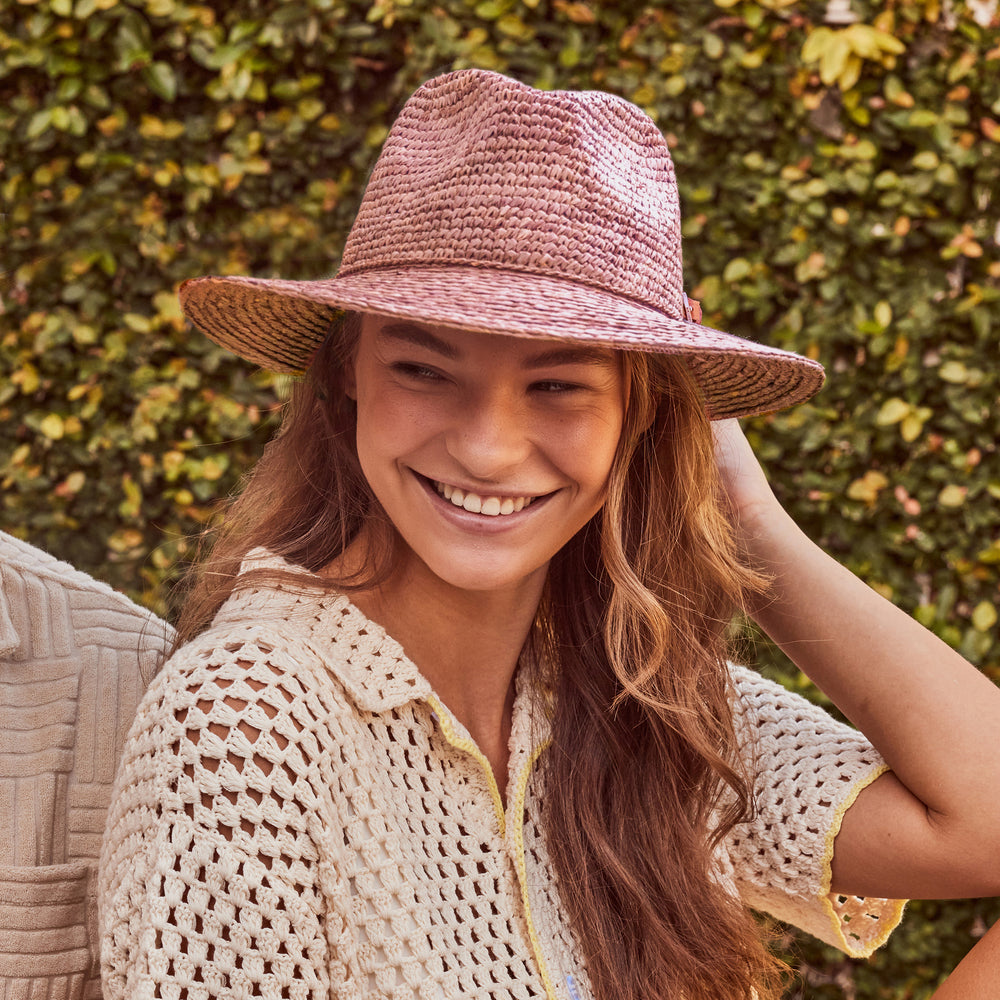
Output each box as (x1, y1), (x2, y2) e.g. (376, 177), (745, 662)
(818, 761), (908, 958)
(425, 696), (558, 998)
(512, 739), (558, 1000)
(426, 693), (507, 835)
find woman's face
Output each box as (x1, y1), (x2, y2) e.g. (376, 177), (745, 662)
(346, 315), (626, 597)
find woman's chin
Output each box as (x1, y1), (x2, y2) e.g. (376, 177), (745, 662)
(405, 551), (550, 601)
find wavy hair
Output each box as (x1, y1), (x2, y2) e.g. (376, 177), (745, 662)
(174, 313), (786, 1000)
(540, 350), (785, 999)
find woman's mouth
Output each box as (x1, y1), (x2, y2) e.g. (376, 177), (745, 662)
(428, 478), (543, 516)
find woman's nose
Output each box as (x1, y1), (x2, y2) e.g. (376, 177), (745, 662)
(445, 389), (533, 481)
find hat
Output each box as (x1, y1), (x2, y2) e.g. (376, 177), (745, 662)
(179, 69), (824, 419)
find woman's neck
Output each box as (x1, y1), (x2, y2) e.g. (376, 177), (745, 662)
(333, 549), (545, 799)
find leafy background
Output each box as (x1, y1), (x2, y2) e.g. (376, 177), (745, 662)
(2, 0), (998, 994)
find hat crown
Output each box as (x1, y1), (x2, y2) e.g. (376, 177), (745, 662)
(339, 69), (686, 320)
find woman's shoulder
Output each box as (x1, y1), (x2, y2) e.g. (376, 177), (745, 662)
(145, 604), (344, 739)
(108, 594), (346, 853)
(124, 573), (344, 758)
(164, 550), (362, 692)
(728, 661), (847, 730)
(138, 559), (432, 748)
(117, 621), (325, 796)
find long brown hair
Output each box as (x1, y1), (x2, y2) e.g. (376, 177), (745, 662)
(540, 351), (785, 999)
(174, 313), (786, 999)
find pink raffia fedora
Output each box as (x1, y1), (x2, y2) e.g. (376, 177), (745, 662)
(179, 68), (824, 419)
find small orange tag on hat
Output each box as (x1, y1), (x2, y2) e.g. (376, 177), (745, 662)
(684, 295), (703, 323)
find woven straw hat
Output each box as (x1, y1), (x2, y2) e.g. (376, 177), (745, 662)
(180, 69), (824, 419)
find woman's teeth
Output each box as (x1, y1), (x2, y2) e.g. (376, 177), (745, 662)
(433, 480), (535, 516)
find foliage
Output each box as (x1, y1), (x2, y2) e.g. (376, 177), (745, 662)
(1, 0), (998, 994)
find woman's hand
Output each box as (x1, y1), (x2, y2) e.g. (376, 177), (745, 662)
(711, 418), (777, 531)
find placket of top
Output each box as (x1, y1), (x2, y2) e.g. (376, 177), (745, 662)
(425, 693), (560, 1000)
(508, 737), (557, 1000)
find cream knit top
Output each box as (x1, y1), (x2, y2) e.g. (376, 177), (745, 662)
(99, 553), (905, 1000)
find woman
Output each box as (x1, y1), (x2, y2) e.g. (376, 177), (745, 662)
(99, 69), (1000, 1000)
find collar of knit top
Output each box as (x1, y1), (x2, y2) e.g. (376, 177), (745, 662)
(211, 549), (550, 724)
(210, 548), (436, 714)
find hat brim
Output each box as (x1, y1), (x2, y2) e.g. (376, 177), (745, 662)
(179, 266), (824, 420)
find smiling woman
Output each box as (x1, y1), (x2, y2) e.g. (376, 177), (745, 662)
(98, 68), (1000, 1000)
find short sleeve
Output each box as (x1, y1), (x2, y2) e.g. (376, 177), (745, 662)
(99, 632), (331, 999)
(722, 664), (906, 958)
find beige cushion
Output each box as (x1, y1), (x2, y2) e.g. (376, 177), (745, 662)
(0, 532), (173, 1000)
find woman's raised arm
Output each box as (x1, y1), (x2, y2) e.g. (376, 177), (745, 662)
(712, 418), (1000, 901)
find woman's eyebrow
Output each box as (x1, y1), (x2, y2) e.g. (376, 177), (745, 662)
(378, 323), (459, 358)
(522, 346), (617, 369)
(377, 323), (614, 369)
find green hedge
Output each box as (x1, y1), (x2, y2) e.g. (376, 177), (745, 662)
(2, 0), (998, 994)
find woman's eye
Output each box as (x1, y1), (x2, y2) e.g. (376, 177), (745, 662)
(392, 362), (445, 382)
(532, 380), (581, 394)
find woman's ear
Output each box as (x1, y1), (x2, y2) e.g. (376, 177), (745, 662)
(621, 353), (657, 435)
(340, 311), (364, 401)
(343, 357), (358, 400)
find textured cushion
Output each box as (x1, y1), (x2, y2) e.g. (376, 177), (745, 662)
(0, 531), (173, 1000)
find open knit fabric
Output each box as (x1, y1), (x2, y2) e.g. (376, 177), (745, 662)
(0, 530), (174, 1000)
(100, 552), (905, 1000)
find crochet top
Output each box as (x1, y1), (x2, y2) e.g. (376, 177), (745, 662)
(99, 553), (905, 1000)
